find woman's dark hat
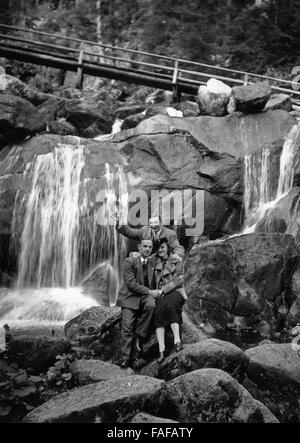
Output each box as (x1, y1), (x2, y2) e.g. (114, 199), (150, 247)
(157, 237), (169, 247)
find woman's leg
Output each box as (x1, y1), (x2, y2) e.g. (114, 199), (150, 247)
(171, 323), (181, 344)
(156, 327), (166, 353)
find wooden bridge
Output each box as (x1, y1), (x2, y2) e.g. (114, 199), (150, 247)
(0, 23), (300, 103)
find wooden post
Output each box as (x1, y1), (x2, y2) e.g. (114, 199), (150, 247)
(172, 59), (181, 103)
(244, 74), (249, 85)
(75, 48), (84, 89)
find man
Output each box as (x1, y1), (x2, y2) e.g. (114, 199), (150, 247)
(116, 215), (184, 257)
(117, 238), (159, 368)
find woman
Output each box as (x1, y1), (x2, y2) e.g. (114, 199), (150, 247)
(153, 238), (187, 363)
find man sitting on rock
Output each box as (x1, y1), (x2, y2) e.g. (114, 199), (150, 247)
(117, 238), (160, 368)
(116, 215), (184, 258)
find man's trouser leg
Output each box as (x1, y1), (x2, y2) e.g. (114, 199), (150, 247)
(121, 307), (137, 361)
(136, 295), (156, 339)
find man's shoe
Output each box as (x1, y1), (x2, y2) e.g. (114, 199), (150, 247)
(157, 352), (165, 364)
(120, 359), (131, 369)
(174, 342), (183, 352)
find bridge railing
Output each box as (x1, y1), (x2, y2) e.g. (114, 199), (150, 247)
(0, 23), (299, 100)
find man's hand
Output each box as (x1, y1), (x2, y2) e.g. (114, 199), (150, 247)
(129, 251), (140, 259)
(149, 290), (161, 299)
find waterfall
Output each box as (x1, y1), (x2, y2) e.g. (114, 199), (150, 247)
(16, 144), (85, 288)
(243, 123), (300, 233)
(0, 140), (129, 327)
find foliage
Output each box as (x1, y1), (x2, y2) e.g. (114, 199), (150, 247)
(1, 0), (300, 77)
(0, 356), (45, 422)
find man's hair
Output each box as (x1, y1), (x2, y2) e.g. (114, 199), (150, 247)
(138, 238), (153, 245)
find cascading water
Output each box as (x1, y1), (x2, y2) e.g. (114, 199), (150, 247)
(17, 144), (85, 288)
(0, 139), (129, 328)
(243, 123), (300, 233)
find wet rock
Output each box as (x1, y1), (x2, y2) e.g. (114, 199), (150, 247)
(244, 343), (300, 422)
(69, 359), (133, 385)
(130, 412), (178, 423)
(165, 368), (278, 423)
(265, 94), (293, 112)
(22, 375), (167, 423)
(7, 335), (71, 373)
(141, 339), (248, 382)
(0, 94), (46, 142)
(184, 233), (299, 332)
(233, 82), (272, 114)
(47, 120), (77, 136)
(64, 306), (121, 341)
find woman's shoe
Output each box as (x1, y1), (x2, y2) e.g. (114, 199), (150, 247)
(174, 342), (183, 352)
(157, 352), (165, 364)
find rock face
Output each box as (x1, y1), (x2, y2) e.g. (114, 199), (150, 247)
(165, 368), (278, 423)
(141, 339), (249, 382)
(7, 335), (71, 373)
(22, 375), (167, 423)
(69, 359), (133, 385)
(0, 94), (46, 143)
(64, 306), (121, 340)
(244, 343), (300, 422)
(114, 110), (295, 159)
(184, 233), (299, 333)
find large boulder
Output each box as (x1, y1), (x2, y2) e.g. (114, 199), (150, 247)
(114, 110), (295, 159)
(0, 73), (52, 106)
(197, 79), (232, 117)
(69, 359), (133, 385)
(233, 82), (272, 114)
(141, 339), (249, 382)
(64, 306), (121, 341)
(89, 310), (206, 365)
(0, 94), (46, 143)
(244, 343), (300, 422)
(184, 233), (299, 334)
(165, 368), (278, 423)
(22, 375), (168, 423)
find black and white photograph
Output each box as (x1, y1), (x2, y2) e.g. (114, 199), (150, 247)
(0, 0), (300, 427)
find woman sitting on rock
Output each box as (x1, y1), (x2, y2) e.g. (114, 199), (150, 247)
(153, 238), (188, 363)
